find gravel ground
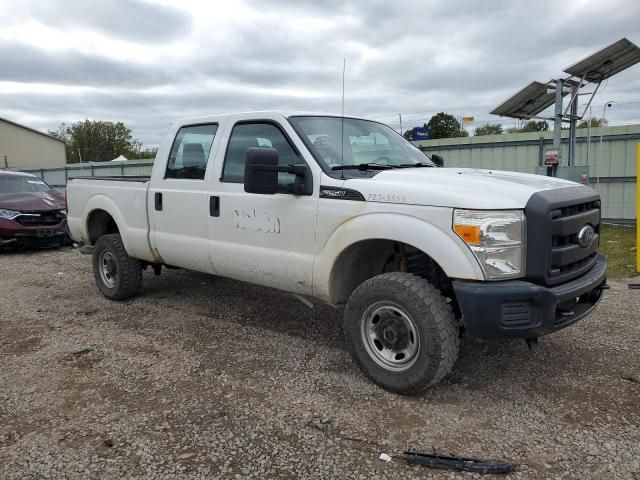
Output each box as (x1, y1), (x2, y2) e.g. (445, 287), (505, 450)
(1, 247), (639, 479)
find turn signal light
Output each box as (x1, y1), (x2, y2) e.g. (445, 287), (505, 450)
(454, 224), (481, 245)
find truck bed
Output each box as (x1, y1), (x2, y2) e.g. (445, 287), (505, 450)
(66, 176), (154, 262)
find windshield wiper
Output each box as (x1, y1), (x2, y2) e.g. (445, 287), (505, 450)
(331, 163), (396, 171)
(398, 162), (434, 168)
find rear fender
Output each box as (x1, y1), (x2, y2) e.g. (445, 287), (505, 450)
(82, 194), (153, 261)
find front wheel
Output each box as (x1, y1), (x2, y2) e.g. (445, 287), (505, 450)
(92, 234), (142, 300)
(344, 273), (460, 394)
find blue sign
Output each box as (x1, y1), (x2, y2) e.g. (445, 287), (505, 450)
(411, 127), (429, 140)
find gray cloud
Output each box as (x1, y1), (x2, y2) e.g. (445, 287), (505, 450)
(1, 0), (640, 143)
(17, 0), (192, 44)
(0, 41), (175, 87)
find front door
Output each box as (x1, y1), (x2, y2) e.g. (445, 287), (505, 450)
(208, 119), (318, 294)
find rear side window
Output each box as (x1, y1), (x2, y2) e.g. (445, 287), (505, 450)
(165, 124), (218, 180)
(221, 123), (300, 184)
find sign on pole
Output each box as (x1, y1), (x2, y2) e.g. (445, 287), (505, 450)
(411, 127), (429, 141)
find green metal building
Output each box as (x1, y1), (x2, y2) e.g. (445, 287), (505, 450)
(413, 125), (638, 222)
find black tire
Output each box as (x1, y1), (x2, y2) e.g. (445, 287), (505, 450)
(344, 272), (460, 394)
(92, 234), (142, 300)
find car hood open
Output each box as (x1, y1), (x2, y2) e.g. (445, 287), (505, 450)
(345, 167), (591, 209)
(0, 190), (66, 212)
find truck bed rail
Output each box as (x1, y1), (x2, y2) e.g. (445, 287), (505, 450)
(69, 176), (151, 182)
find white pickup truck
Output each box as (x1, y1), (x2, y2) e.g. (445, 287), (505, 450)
(67, 111), (607, 394)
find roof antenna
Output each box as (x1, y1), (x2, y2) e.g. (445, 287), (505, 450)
(340, 58), (346, 180)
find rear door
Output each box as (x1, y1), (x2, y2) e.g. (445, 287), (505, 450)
(207, 115), (319, 294)
(148, 122), (222, 273)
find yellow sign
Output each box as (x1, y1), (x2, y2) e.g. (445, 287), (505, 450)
(462, 116), (475, 125)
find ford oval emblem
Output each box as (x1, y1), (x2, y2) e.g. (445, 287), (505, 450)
(577, 225), (595, 248)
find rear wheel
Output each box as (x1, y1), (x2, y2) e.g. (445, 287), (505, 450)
(344, 273), (460, 394)
(92, 234), (142, 300)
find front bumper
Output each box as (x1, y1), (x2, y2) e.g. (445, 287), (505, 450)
(0, 218), (68, 248)
(452, 254), (607, 340)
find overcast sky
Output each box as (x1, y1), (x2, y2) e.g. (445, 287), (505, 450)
(2, 0), (640, 145)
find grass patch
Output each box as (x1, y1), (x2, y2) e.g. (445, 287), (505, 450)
(599, 224), (637, 278)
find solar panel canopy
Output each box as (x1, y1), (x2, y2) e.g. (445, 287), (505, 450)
(490, 81), (563, 119)
(564, 37), (640, 82)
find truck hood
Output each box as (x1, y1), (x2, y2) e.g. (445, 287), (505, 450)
(345, 167), (587, 209)
(0, 190), (66, 212)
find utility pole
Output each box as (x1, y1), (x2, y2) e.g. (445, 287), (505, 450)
(398, 113), (403, 135)
(597, 101), (614, 185)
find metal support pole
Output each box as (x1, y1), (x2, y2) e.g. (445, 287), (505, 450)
(636, 143), (639, 274)
(568, 93), (578, 166)
(538, 137), (544, 166)
(552, 79), (564, 164)
(586, 106), (592, 166)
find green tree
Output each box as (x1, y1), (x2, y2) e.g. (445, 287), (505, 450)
(403, 129), (414, 140)
(577, 117), (608, 129)
(519, 120), (549, 133)
(474, 123), (503, 136)
(504, 120), (549, 134)
(49, 120), (138, 163)
(426, 113), (468, 139)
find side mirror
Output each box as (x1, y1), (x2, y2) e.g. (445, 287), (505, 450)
(244, 147), (312, 195)
(244, 147), (279, 194)
(431, 154), (444, 167)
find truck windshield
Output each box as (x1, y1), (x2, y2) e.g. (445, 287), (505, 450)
(289, 116), (434, 175)
(0, 174), (54, 194)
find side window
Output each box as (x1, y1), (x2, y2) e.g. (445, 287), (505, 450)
(165, 124), (218, 180)
(222, 123), (300, 184)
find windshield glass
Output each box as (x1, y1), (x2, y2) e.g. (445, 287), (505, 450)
(0, 174), (53, 194)
(289, 116), (433, 173)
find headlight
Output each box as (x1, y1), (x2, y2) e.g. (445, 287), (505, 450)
(0, 209), (20, 220)
(453, 209), (525, 280)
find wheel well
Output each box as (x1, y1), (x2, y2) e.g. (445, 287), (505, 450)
(87, 209), (119, 245)
(330, 240), (454, 306)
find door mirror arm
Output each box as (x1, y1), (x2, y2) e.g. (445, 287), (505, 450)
(252, 164), (307, 175)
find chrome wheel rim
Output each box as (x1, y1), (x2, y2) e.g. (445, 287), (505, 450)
(99, 250), (117, 288)
(360, 301), (420, 372)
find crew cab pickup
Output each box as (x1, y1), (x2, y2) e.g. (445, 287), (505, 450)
(67, 112), (607, 394)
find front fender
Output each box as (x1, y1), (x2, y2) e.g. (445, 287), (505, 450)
(313, 210), (485, 302)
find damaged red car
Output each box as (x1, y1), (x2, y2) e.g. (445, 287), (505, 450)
(0, 171), (68, 249)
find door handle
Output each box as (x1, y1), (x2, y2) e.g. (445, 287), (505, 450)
(155, 192), (163, 211)
(210, 196), (220, 217)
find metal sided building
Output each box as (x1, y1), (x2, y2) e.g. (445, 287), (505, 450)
(0, 116), (67, 170)
(412, 124), (638, 223)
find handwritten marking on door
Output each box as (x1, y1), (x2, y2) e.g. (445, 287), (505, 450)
(233, 209), (281, 234)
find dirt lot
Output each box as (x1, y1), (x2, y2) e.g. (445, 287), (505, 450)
(1, 248), (639, 479)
